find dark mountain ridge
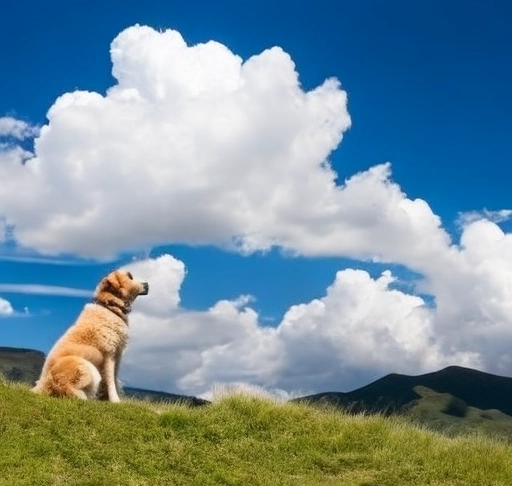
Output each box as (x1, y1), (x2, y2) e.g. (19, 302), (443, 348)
(0, 346), (46, 384)
(296, 365), (512, 415)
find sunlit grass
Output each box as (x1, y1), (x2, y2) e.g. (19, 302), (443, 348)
(1, 379), (511, 485)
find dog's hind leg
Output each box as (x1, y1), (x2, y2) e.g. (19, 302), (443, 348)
(82, 360), (102, 399)
(39, 356), (102, 399)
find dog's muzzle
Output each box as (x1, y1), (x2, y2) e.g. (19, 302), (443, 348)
(140, 282), (149, 295)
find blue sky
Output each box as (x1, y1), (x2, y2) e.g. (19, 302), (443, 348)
(1, 0), (511, 397)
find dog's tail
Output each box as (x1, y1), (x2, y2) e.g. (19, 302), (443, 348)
(33, 357), (101, 399)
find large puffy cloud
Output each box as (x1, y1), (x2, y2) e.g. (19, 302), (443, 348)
(274, 269), (474, 392)
(122, 255), (281, 393)
(425, 220), (512, 374)
(0, 25), (450, 272)
(0, 25), (351, 258)
(120, 246), (512, 397)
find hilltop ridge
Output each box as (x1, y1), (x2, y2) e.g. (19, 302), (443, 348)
(3, 345), (512, 433)
(296, 365), (512, 415)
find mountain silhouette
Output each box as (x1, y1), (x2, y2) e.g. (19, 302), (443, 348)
(295, 366), (512, 415)
(0, 346), (45, 384)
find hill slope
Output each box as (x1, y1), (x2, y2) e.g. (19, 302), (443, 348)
(296, 366), (512, 415)
(0, 346), (45, 384)
(3, 346), (512, 439)
(2, 380), (512, 486)
(403, 385), (512, 438)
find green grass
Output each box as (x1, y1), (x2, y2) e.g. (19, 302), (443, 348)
(1, 379), (512, 485)
(404, 385), (512, 441)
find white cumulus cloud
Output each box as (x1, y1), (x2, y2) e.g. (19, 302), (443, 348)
(0, 25), (479, 280)
(0, 25), (353, 259)
(120, 252), (512, 397)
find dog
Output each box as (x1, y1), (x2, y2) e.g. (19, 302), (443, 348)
(32, 269), (149, 402)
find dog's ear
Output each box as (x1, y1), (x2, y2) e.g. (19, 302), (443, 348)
(112, 271), (125, 290)
(101, 272), (121, 294)
(101, 270), (133, 297)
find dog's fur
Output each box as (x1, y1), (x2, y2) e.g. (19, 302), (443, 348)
(32, 270), (149, 402)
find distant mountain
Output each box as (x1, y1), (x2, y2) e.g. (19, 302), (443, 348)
(0, 346), (208, 406)
(0, 346), (45, 384)
(295, 366), (512, 416)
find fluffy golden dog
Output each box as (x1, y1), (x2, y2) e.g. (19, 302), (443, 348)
(33, 269), (149, 402)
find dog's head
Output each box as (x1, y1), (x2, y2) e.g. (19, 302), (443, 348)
(94, 270), (149, 317)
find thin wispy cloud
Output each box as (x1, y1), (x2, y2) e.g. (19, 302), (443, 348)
(0, 284), (91, 298)
(0, 255), (81, 265)
(0, 116), (39, 140)
(457, 209), (512, 227)
(0, 252), (116, 266)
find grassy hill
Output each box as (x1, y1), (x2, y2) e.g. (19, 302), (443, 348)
(2, 379), (512, 486)
(403, 385), (512, 441)
(296, 367), (512, 441)
(4, 346), (512, 442)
